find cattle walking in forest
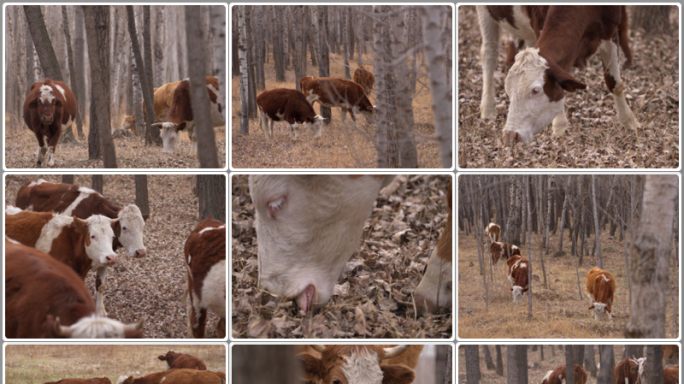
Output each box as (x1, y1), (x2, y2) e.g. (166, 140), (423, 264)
(586, 266), (615, 321)
(541, 364), (588, 384)
(485, 222), (500, 242)
(507, 254), (530, 303)
(256, 88), (325, 140)
(490, 241), (520, 269)
(300, 76), (375, 126)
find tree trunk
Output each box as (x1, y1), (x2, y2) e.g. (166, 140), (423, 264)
(565, 346), (575, 384)
(315, 6), (332, 123)
(623, 345), (644, 359)
(61, 6), (81, 143)
(342, 8), (351, 79)
(584, 346), (597, 378)
(272, 6), (286, 82)
(232, 345), (301, 383)
(632, 6), (671, 35)
(293, 6), (306, 90)
(134, 175), (150, 216)
(495, 346), (503, 377)
(597, 345), (615, 384)
(238, 5), (249, 134)
(374, 5), (399, 168)
(210, 5), (226, 122)
(153, 6), (164, 87)
(465, 346), (480, 384)
(197, 175), (226, 222)
(245, 6), (257, 119)
(482, 346), (495, 370)
(91, 175), (104, 194)
(24, 6), (63, 80)
(142, 6), (161, 145)
(62, 175), (74, 184)
(517, 346), (528, 384)
(573, 346), (585, 369)
(643, 346), (664, 384)
(130, 38), (145, 137)
(506, 346), (519, 384)
(591, 176), (603, 267)
(557, 187), (569, 254)
(253, 7), (265, 91)
(525, 176), (533, 319)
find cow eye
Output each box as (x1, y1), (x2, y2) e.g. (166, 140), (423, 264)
(91, 235), (95, 239)
(122, 226), (127, 231)
(333, 380), (342, 384)
(531, 87), (541, 96)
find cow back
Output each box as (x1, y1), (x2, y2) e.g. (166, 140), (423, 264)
(185, 217), (226, 297)
(663, 366), (678, 384)
(5, 210), (54, 248)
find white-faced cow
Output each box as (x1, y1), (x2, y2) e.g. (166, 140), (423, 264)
(353, 66), (375, 96)
(476, 6), (638, 145)
(300, 76), (375, 125)
(122, 80), (183, 131)
(541, 364), (588, 384)
(507, 254), (529, 302)
(630, 357), (679, 384)
(22, 79), (77, 167)
(298, 345), (423, 384)
(151, 77), (224, 155)
(256, 88), (325, 140)
(491, 241), (521, 269)
(485, 222), (500, 242)
(586, 266), (615, 320)
(15, 179), (148, 316)
(5, 239), (143, 338)
(185, 215), (226, 338)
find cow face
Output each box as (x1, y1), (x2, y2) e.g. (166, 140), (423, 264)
(75, 215), (120, 268)
(501, 48), (586, 145)
(154, 121), (190, 153)
(48, 314), (143, 338)
(116, 205), (147, 257)
(589, 302), (610, 320)
(415, 248), (452, 314)
(512, 285), (525, 302)
(121, 115), (135, 132)
(29, 85), (62, 125)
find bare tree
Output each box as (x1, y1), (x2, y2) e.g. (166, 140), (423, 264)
(596, 345), (615, 384)
(495, 345), (503, 376)
(73, 6), (86, 139)
(643, 346), (664, 384)
(632, 6), (672, 35)
(584, 346), (597, 378)
(591, 175), (603, 266)
(373, 5), (399, 168)
(232, 345), (302, 383)
(24, 6), (63, 80)
(315, 6), (332, 123)
(134, 175), (150, 216)
(153, 6), (164, 87)
(60, 6), (81, 142)
(197, 175), (226, 222)
(237, 5), (249, 134)
(564, 346), (575, 384)
(91, 174), (104, 194)
(210, 5), (226, 121)
(272, 6), (286, 82)
(482, 346), (496, 371)
(465, 346), (480, 384)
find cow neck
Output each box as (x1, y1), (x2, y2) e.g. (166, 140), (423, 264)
(535, 14), (591, 71)
(65, 223), (93, 279)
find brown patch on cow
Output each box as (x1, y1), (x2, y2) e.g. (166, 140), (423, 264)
(44, 378), (112, 384)
(150, 369), (224, 384)
(486, 6), (516, 27)
(4, 210), (53, 247)
(586, 267), (615, 313)
(664, 366), (679, 384)
(542, 364), (587, 384)
(256, 88), (319, 126)
(507, 255), (530, 291)
(490, 242), (521, 265)
(614, 357), (639, 384)
(168, 76), (220, 128)
(300, 77), (374, 121)
(353, 66), (375, 95)
(158, 351), (207, 370)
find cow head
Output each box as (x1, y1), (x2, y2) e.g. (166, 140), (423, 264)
(121, 115), (136, 132)
(114, 205), (147, 258)
(28, 85), (62, 126)
(588, 299), (611, 320)
(153, 121), (188, 153)
(502, 48), (586, 146)
(299, 345), (415, 384)
(73, 215), (120, 268)
(512, 285), (525, 303)
(47, 314), (143, 338)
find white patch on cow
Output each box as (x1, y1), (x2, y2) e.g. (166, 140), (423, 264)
(54, 84), (66, 99)
(35, 214), (75, 254)
(84, 215), (119, 268)
(116, 376), (129, 384)
(160, 378), (166, 384)
(415, 247), (452, 309)
(117, 205), (146, 257)
(39, 85), (55, 104)
(62, 187), (96, 216)
(541, 370), (553, 384)
(159, 122), (181, 154)
(592, 302), (608, 320)
(6, 206), (22, 215)
(6, 237), (21, 244)
(63, 314), (136, 338)
(598, 39), (637, 130)
(199, 259), (226, 321)
(27, 204), (34, 211)
(199, 225), (226, 235)
(603, 275), (610, 283)
(512, 285), (524, 302)
(188, 255), (192, 264)
(28, 179), (47, 187)
(625, 378), (629, 384)
(340, 348), (384, 384)
(512, 245), (519, 251)
(520, 262), (527, 269)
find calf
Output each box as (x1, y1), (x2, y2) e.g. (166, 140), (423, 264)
(476, 6), (638, 145)
(614, 357), (640, 384)
(541, 364), (588, 384)
(151, 77), (224, 155)
(186, 216), (226, 338)
(300, 76), (374, 124)
(118, 370), (224, 384)
(353, 65), (375, 95)
(5, 239), (143, 338)
(485, 222), (500, 242)
(586, 266), (615, 320)
(23, 78), (77, 167)
(158, 351), (207, 370)
(256, 88), (324, 140)
(148, 370), (224, 384)
(491, 241), (521, 268)
(44, 378), (112, 384)
(507, 254), (530, 302)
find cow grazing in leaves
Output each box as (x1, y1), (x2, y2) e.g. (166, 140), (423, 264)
(586, 266), (615, 320)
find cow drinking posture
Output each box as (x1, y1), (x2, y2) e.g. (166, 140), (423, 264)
(476, 6), (637, 145)
(23, 79), (77, 167)
(507, 254), (530, 302)
(256, 88), (324, 140)
(586, 266), (615, 320)
(541, 364), (588, 384)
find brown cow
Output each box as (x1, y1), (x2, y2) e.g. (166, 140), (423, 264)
(158, 351), (207, 370)
(586, 266), (615, 320)
(186, 216), (226, 338)
(353, 65), (374, 95)
(256, 88), (324, 140)
(300, 76), (374, 124)
(541, 364), (588, 384)
(44, 378), (111, 384)
(631, 358), (678, 384)
(485, 223), (501, 242)
(507, 254), (530, 302)
(22, 78), (77, 167)
(118, 369), (224, 384)
(614, 357), (640, 384)
(5, 239), (143, 338)
(122, 80), (183, 131)
(491, 241), (521, 268)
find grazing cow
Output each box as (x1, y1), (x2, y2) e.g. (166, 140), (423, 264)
(121, 114), (136, 133)
(158, 351), (207, 370)
(256, 88), (325, 140)
(44, 378), (112, 384)
(491, 241), (521, 268)
(148, 370), (224, 384)
(415, 180), (453, 314)
(22, 78), (77, 167)
(151, 77), (224, 155)
(507, 254), (530, 302)
(5, 239), (143, 338)
(118, 370), (225, 384)
(631, 358), (679, 384)
(353, 65), (375, 95)
(541, 364), (588, 384)
(614, 357), (641, 384)
(476, 6), (638, 145)
(300, 76), (374, 124)
(249, 175), (395, 311)
(586, 266), (615, 320)
(485, 222), (500, 242)
(121, 80), (183, 131)
(298, 345), (423, 384)
(185, 216), (226, 338)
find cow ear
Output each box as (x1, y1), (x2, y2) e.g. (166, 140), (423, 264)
(546, 63), (587, 92)
(176, 122), (187, 131)
(298, 353), (326, 382)
(588, 304), (594, 310)
(381, 364), (415, 384)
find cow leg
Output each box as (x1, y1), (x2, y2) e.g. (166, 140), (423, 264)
(34, 133), (47, 167)
(341, 107), (347, 121)
(598, 39), (638, 130)
(259, 111), (269, 140)
(216, 317), (226, 339)
(551, 108), (570, 137)
(46, 129), (61, 167)
(187, 296), (207, 338)
(477, 5), (500, 119)
(95, 267), (108, 316)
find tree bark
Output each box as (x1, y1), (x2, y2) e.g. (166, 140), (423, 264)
(623, 345), (644, 359)
(237, 5), (249, 134)
(134, 175), (150, 216)
(245, 7), (257, 119)
(465, 346), (480, 384)
(584, 346), (597, 378)
(60, 6), (81, 143)
(232, 345), (301, 383)
(91, 175), (104, 194)
(632, 6), (671, 35)
(374, 5), (399, 168)
(495, 345), (503, 376)
(315, 6), (332, 123)
(197, 175), (226, 222)
(591, 175), (603, 267)
(597, 345), (615, 384)
(153, 6), (164, 87)
(23, 6), (63, 81)
(565, 346), (575, 384)
(142, 6), (161, 145)
(482, 346), (495, 370)
(293, 6), (306, 90)
(272, 6), (286, 82)
(210, 5), (226, 122)
(644, 346), (664, 384)
(62, 175), (74, 184)
(506, 346), (519, 384)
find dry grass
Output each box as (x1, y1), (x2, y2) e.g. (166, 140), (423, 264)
(230, 52), (442, 169)
(458, 230), (680, 339)
(4, 345), (225, 384)
(457, 6), (679, 168)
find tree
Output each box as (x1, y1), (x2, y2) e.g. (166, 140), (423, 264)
(210, 5), (226, 121)
(60, 6), (80, 143)
(596, 345), (615, 384)
(153, 6), (164, 87)
(91, 175), (104, 194)
(482, 346), (495, 371)
(73, 6), (86, 140)
(506, 346), (528, 384)
(495, 346), (503, 376)
(83, 5), (117, 168)
(315, 6), (332, 123)
(197, 175), (225, 222)
(584, 346), (597, 378)
(272, 6), (286, 82)
(237, 5), (249, 134)
(232, 345), (301, 383)
(142, 6), (161, 145)
(564, 346), (575, 384)
(591, 175), (603, 266)
(632, 6), (672, 35)
(643, 346), (664, 384)
(623, 345), (644, 359)
(373, 5), (399, 168)
(62, 175), (74, 184)
(23, 6), (63, 80)
(293, 6), (306, 90)
(465, 346), (480, 384)
(134, 175), (150, 216)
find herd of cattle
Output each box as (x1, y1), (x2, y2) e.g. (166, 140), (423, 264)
(4, 179), (226, 338)
(256, 66), (375, 141)
(23, 75), (224, 167)
(540, 356), (678, 384)
(485, 222), (616, 321)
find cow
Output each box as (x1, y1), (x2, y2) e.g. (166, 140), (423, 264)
(415, 180), (452, 314)
(541, 364), (588, 384)
(298, 345), (423, 384)
(185, 216), (226, 338)
(121, 80), (183, 131)
(485, 222), (500, 242)
(151, 77), (224, 155)
(507, 254), (530, 302)
(118, 370), (225, 384)
(44, 378), (112, 384)
(5, 209), (120, 316)
(631, 358), (679, 384)
(614, 357), (641, 384)
(158, 351), (207, 370)
(121, 114), (136, 133)
(586, 266), (615, 320)
(491, 241), (521, 269)
(476, 6), (638, 145)
(300, 76), (374, 125)
(353, 65), (375, 95)
(5, 239), (144, 338)
(22, 78), (77, 167)
(256, 88), (325, 140)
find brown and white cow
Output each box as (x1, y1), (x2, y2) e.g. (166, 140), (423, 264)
(122, 80), (184, 131)
(586, 266), (615, 320)
(151, 77), (224, 155)
(5, 239), (143, 338)
(507, 254), (530, 302)
(118, 369), (225, 384)
(158, 351), (207, 370)
(614, 357), (641, 384)
(485, 222), (500, 242)
(415, 180), (452, 314)
(491, 241), (521, 268)
(353, 65), (375, 96)
(23, 78), (77, 167)
(298, 345), (422, 384)
(541, 364), (588, 384)
(121, 114), (137, 133)
(300, 76), (374, 124)
(631, 358), (679, 384)
(185, 216), (226, 338)
(44, 378), (112, 384)
(256, 88), (325, 140)
(476, 6), (638, 145)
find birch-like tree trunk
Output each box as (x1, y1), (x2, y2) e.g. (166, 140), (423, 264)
(342, 7), (351, 79)
(293, 6), (306, 91)
(210, 5), (226, 121)
(153, 6), (164, 87)
(60, 6), (79, 142)
(237, 5), (249, 134)
(525, 177), (533, 318)
(597, 345), (615, 384)
(142, 6), (161, 145)
(557, 184), (569, 253)
(272, 6), (286, 82)
(73, 6), (86, 139)
(316, 6), (332, 122)
(374, 5), (399, 168)
(584, 346), (597, 378)
(465, 346), (480, 384)
(564, 346), (575, 384)
(254, 7), (265, 91)
(197, 175), (226, 222)
(591, 175), (603, 266)
(643, 346), (664, 384)
(130, 38), (144, 136)
(245, 7), (257, 118)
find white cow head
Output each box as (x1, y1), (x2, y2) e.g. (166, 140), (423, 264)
(589, 301), (612, 320)
(116, 205), (147, 257)
(50, 314), (143, 338)
(415, 247), (452, 313)
(512, 285), (525, 302)
(76, 215), (120, 268)
(155, 121), (191, 154)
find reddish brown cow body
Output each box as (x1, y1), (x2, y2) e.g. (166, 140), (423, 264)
(614, 357), (640, 384)
(663, 366), (679, 384)
(491, 241), (520, 267)
(353, 65), (375, 95)
(541, 364), (588, 384)
(5, 239), (143, 338)
(119, 369), (225, 384)
(23, 78), (77, 167)
(507, 254), (529, 302)
(300, 76), (374, 123)
(485, 223), (501, 242)
(256, 88), (324, 140)
(586, 266), (615, 320)
(158, 351), (207, 370)
(185, 216), (226, 338)
(44, 378), (112, 384)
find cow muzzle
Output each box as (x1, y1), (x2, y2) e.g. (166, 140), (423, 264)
(135, 249), (147, 258)
(502, 130), (522, 147)
(42, 116), (54, 125)
(105, 254), (118, 265)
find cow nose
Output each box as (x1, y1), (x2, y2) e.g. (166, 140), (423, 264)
(106, 255), (117, 264)
(42, 117), (53, 124)
(135, 249), (147, 258)
(415, 293), (438, 315)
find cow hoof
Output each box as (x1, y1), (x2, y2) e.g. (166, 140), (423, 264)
(480, 102), (497, 119)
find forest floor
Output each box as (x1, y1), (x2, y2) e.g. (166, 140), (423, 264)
(230, 53), (442, 169)
(458, 229), (680, 339)
(3, 123), (227, 169)
(4, 174), (222, 338)
(457, 6), (679, 169)
(231, 174), (453, 338)
(4, 345), (225, 384)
